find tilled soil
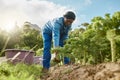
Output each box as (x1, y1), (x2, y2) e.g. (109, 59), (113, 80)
(43, 62), (120, 80)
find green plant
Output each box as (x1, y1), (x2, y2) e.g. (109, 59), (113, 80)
(0, 63), (42, 80)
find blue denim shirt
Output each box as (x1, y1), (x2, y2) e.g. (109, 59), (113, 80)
(42, 17), (71, 48)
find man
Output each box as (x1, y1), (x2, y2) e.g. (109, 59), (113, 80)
(42, 11), (76, 72)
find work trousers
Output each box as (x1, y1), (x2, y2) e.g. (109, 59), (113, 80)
(42, 33), (70, 69)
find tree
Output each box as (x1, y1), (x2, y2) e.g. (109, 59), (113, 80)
(18, 22), (43, 51)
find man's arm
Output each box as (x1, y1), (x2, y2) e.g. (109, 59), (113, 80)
(52, 22), (61, 48)
(59, 26), (71, 47)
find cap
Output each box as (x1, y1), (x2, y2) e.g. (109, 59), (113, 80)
(63, 11), (76, 20)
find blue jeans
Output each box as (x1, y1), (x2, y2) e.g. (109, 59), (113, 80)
(42, 33), (70, 69)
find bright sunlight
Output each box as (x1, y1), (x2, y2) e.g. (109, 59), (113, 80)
(3, 21), (15, 33)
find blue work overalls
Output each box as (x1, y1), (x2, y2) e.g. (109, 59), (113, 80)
(42, 17), (71, 69)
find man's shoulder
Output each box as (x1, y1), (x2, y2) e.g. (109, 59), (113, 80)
(52, 17), (64, 24)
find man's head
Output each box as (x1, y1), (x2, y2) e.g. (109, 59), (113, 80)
(63, 11), (76, 26)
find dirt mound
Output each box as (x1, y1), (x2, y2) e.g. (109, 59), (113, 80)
(43, 62), (120, 80)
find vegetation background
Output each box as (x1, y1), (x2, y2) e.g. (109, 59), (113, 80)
(0, 11), (120, 80)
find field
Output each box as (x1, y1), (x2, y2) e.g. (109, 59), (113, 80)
(42, 62), (120, 80)
(0, 58), (120, 80)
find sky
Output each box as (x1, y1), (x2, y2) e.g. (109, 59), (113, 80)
(0, 0), (120, 31)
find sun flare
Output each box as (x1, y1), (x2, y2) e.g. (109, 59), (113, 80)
(3, 22), (15, 32)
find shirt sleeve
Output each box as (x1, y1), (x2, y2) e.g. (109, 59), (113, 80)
(52, 22), (61, 48)
(63, 26), (71, 40)
(59, 26), (71, 47)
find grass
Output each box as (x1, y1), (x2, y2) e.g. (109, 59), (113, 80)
(0, 62), (42, 80)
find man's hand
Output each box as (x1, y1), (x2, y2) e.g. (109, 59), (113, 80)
(52, 51), (61, 63)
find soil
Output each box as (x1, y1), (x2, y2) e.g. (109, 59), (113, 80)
(1, 57), (120, 80)
(42, 62), (120, 80)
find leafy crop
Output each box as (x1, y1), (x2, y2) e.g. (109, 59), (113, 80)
(0, 63), (42, 80)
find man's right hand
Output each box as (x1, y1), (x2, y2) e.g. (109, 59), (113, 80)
(52, 57), (61, 63)
(52, 52), (61, 63)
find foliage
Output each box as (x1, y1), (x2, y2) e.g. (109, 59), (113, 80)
(52, 11), (120, 65)
(16, 24), (43, 51)
(36, 48), (43, 56)
(0, 11), (120, 65)
(0, 22), (43, 57)
(0, 63), (42, 80)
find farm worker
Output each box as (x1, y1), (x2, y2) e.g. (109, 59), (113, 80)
(42, 11), (76, 72)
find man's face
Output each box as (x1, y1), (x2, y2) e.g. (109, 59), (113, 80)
(64, 18), (74, 26)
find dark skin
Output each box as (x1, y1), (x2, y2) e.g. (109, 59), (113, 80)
(64, 17), (74, 26)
